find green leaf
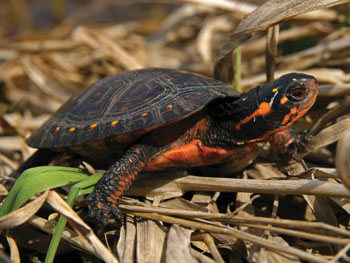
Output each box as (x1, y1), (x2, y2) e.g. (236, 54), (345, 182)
(0, 166), (89, 216)
(45, 173), (103, 263)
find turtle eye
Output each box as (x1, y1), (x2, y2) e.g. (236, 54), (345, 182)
(286, 84), (307, 102)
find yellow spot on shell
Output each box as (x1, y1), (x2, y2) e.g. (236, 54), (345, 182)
(272, 88), (278, 92)
(167, 104), (173, 109)
(55, 126), (60, 133)
(141, 113), (148, 117)
(111, 120), (119, 126)
(242, 97), (248, 101)
(292, 78), (297, 81)
(69, 127), (76, 133)
(90, 123), (98, 129)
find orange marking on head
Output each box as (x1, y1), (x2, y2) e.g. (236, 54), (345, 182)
(111, 120), (119, 126)
(253, 105), (310, 142)
(167, 104), (173, 109)
(280, 97), (288, 105)
(235, 102), (271, 130)
(236, 141), (245, 145)
(90, 123), (98, 129)
(281, 107), (298, 125)
(54, 126), (60, 133)
(259, 102), (271, 114)
(141, 113), (148, 117)
(69, 127), (76, 133)
(281, 115), (290, 126)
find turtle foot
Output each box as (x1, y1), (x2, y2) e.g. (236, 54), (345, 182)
(84, 192), (123, 225)
(293, 129), (312, 150)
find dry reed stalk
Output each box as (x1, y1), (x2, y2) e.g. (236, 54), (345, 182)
(1, 1), (350, 262)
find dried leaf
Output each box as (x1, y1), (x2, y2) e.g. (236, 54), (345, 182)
(73, 26), (143, 70)
(310, 101), (350, 135)
(28, 215), (97, 256)
(336, 129), (350, 191)
(6, 234), (19, 263)
(117, 215), (136, 263)
(185, 0), (257, 14)
(127, 171), (186, 200)
(46, 191), (118, 263)
(304, 118), (350, 155)
(203, 233), (225, 263)
(0, 190), (48, 229)
(250, 236), (301, 263)
(213, 0), (350, 82)
(165, 225), (197, 263)
(136, 217), (166, 263)
(196, 16), (231, 68)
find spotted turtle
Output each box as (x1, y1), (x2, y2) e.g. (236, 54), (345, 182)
(13, 68), (318, 224)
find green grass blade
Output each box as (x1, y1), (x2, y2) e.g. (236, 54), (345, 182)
(0, 166), (89, 216)
(45, 173), (103, 263)
(2, 166), (151, 263)
(45, 171), (150, 263)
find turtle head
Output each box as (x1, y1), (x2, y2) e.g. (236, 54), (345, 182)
(219, 73), (318, 143)
(254, 73), (318, 134)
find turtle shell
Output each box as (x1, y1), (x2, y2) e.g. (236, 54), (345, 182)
(27, 68), (239, 149)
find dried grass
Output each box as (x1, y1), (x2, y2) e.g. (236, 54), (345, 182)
(1, 1), (350, 262)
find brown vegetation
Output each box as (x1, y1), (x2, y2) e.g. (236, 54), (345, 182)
(1, 1), (350, 262)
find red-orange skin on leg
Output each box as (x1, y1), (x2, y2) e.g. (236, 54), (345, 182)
(145, 139), (257, 171)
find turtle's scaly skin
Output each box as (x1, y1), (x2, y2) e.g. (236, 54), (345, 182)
(19, 68), (318, 224)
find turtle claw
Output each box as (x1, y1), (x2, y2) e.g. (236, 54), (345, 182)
(287, 129), (312, 160)
(85, 192), (123, 225)
(293, 129), (312, 152)
(82, 192), (95, 203)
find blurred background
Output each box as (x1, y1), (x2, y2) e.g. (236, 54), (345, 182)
(1, 0), (349, 162)
(1, 1), (350, 262)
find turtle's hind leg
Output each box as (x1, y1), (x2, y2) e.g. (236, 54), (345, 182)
(86, 144), (159, 224)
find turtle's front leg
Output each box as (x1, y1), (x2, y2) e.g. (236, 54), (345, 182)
(86, 144), (159, 224)
(269, 127), (312, 157)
